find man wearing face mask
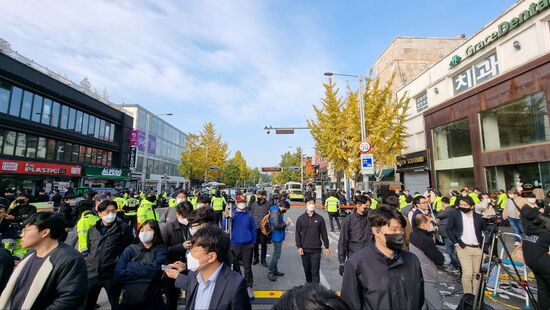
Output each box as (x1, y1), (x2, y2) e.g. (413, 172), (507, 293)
(295, 198), (330, 284)
(338, 195), (371, 276)
(164, 226), (252, 310)
(222, 196), (256, 299)
(409, 214), (444, 309)
(503, 189), (526, 244)
(267, 200), (291, 281)
(446, 196), (485, 296)
(249, 190), (270, 266)
(341, 206), (424, 310)
(5, 193), (36, 229)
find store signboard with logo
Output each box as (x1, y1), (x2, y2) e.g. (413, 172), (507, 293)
(83, 166), (131, 179)
(453, 53), (499, 94)
(0, 159), (81, 176)
(130, 130), (147, 152)
(396, 151), (429, 173)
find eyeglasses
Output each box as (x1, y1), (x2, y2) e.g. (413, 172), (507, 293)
(21, 227), (38, 234)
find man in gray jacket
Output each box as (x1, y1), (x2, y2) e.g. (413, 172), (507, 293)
(409, 214), (445, 309)
(249, 190), (271, 266)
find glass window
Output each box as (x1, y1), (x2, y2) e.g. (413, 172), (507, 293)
(26, 135), (38, 158)
(85, 147), (92, 163)
(20, 91), (33, 120)
(64, 142), (72, 162)
(15, 133), (26, 157)
(91, 148), (97, 164)
(101, 150), (107, 166)
(82, 113), (89, 135)
(60, 105), (69, 129)
(436, 168), (475, 194)
(67, 108), (76, 131)
(0, 81), (10, 113)
(138, 110), (147, 131)
(8, 86), (22, 117)
(41, 98), (52, 125)
(75, 111), (83, 133)
(151, 117), (158, 136)
(105, 123), (111, 142)
(107, 151), (112, 167)
(45, 139), (54, 160)
(109, 124), (115, 142)
(71, 144), (79, 163)
(0, 129), (3, 151)
(56, 142), (65, 161)
(433, 118), (472, 160)
(31, 95), (43, 122)
(97, 149), (103, 165)
(79, 146), (86, 163)
(98, 119), (105, 140)
(94, 119), (100, 138)
(88, 116), (96, 136)
(50, 102), (60, 127)
(3, 131), (16, 155)
(480, 92), (550, 151)
(416, 93), (428, 113)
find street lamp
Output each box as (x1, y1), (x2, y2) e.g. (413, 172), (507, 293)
(324, 71), (369, 192)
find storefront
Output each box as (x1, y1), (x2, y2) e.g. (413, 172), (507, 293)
(0, 158), (81, 193)
(425, 53), (550, 194)
(396, 150), (431, 194)
(81, 166), (131, 188)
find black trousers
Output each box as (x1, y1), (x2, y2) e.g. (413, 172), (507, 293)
(214, 211), (223, 225)
(162, 276), (180, 310)
(85, 278), (121, 310)
(328, 212), (340, 230)
(535, 273), (550, 310)
(254, 229), (267, 261)
(232, 244), (254, 287)
(301, 250), (322, 284)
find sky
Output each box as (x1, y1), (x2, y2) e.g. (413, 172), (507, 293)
(1, 0), (517, 168)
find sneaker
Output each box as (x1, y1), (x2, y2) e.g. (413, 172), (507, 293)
(268, 273), (277, 281)
(273, 271), (285, 276)
(247, 287), (255, 299)
(261, 259), (268, 267)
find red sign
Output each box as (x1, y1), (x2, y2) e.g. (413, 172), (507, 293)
(0, 159), (81, 176)
(275, 129), (294, 134)
(261, 167), (282, 173)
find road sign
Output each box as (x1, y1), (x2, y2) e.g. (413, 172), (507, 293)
(288, 166), (301, 171)
(209, 166), (221, 171)
(261, 167), (282, 172)
(361, 154), (374, 174)
(275, 129), (294, 134)
(358, 141), (372, 154)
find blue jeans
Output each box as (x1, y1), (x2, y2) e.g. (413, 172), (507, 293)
(268, 241), (283, 273)
(509, 218), (524, 241)
(443, 236), (460, 269)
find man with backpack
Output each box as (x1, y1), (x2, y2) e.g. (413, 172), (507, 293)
(267, 200), (291, 281)
(249, 190), (271, 267)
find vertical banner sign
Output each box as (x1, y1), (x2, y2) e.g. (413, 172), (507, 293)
(361, 154), (374, 174)
(129, 130), (140, 147)
(137, 131), (146, 152)
(148, 136), (157, 154)
(129, 147), (137, 168)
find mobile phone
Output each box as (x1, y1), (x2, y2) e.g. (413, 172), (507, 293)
(161, 264), (169, 271)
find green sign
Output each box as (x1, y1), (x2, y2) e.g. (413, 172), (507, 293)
(450, 0), (549, 68)
(84, 166), (131, 179)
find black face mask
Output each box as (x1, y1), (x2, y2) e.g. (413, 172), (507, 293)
(384, 233), (404, 251)
(281, 209), (287, 214)
(460, 207), (472, 213)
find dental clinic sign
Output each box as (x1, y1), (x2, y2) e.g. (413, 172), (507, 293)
(449, 0), (550, 68)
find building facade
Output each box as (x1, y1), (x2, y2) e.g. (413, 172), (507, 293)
(0, 42), (133, 194)
(115, 104), (187, 192)
(374, 36), (466, 193)
(397, 0), (550, 194)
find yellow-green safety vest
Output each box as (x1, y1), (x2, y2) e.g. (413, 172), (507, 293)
(469, 192), (480, 204)
(450, 196), (457, 207)
(370, 197), (379, 210)
(168, 198), (177, 207)
(433, 196), (443, 212)
(324, 196), (339, 213)
(76, 210), (100, 253)
(211, 196), (226, 211)
(113, 197), (127, 211)
(496, 193), (507, 209)
(190, 196), (198, 210)
(399, 195), (408, 210)
(137, 200), (159, 226)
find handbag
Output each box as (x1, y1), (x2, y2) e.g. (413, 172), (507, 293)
(120, 282), (151, 305)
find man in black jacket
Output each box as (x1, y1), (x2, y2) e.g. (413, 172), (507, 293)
(338, 194), (371, 276)
(341, 206), (424, 310)
(249, 190), (270, 266)
(295, 198), (330, 284)
(0, 212), (87, 309)
(446, 196), (485, 296)
(409, 214), (445, 309)
(5, 193), (36, 229)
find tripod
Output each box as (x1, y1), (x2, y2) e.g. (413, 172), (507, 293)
(474, 225), (539, 310)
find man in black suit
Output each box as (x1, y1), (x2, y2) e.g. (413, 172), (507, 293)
(164, 225), (251, 310)
(446, 195), (485, 295)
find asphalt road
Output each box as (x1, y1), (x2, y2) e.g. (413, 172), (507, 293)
(95, 202), (530, 309)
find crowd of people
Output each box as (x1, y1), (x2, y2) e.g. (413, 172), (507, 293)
(0, 184), (546, 309)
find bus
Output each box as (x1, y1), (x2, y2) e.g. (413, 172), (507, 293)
(283, 181), (302, 192)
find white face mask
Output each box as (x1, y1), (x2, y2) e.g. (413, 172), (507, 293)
(178, 217), (189, 225)
(102, 213), (117, 224)
(197, 203), (206, 209)
(237, 203), (246, 210)
(139, 231), (154, 243)
(528, 198), (537, 204)
(176, 198), (185, 204)
(189, 226), (199, 236)
(186, 251), (210, 272)
(306, 204), (316, 211)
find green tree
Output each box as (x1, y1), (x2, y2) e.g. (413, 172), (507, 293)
(272, 148), (303, 185)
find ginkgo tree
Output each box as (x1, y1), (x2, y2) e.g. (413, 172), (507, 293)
(308, 74), (410, 183)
